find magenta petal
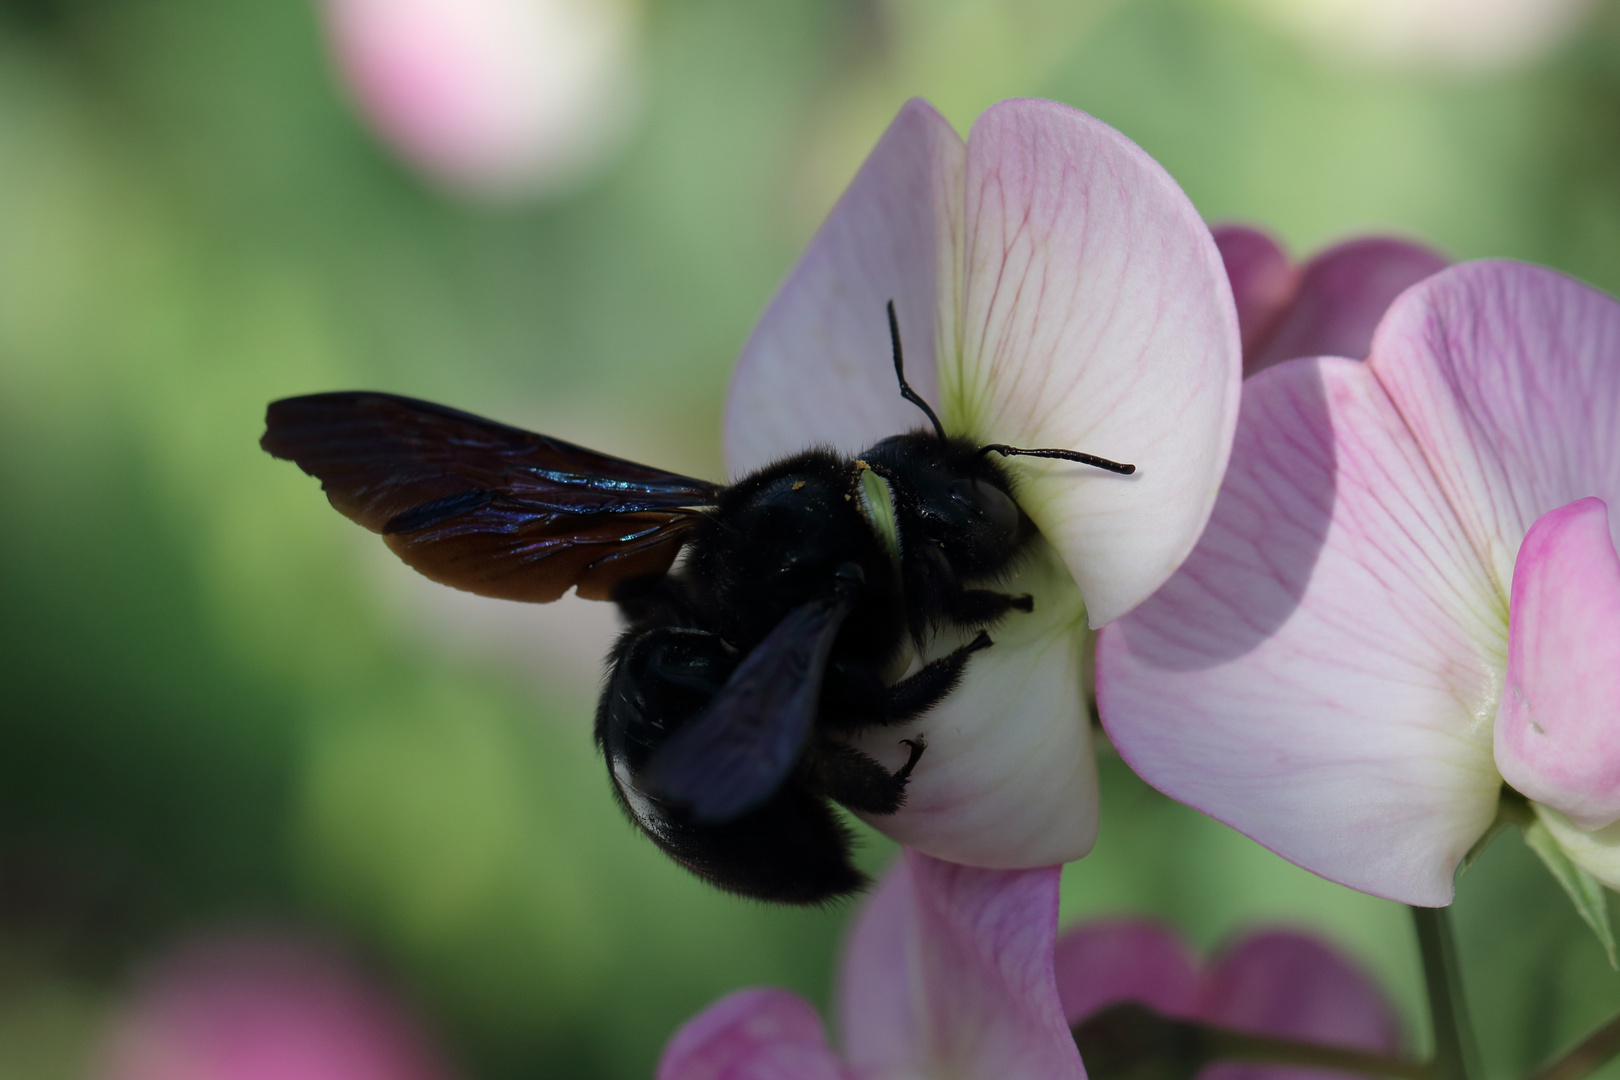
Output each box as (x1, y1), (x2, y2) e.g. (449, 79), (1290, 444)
(1496, 497), (1620, 832)
(1246, 238), (1447, 375)
(1052, 919), (1201, 1026)
(839, 852), (1084, 1080)
(658, 988), (853, 1080)
(1198, 931), (1400, 1080)
(97, 933), (453, 1080)
(724, 99), (964, 475)
(1212, 226), (1298, 364)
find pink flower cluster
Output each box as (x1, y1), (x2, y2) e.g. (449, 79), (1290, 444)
(664, 90), (1620, 1076)
(660, 853), (1398, 1080)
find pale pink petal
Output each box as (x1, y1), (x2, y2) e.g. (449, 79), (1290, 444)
(836, 856), (925, 1067)
(1199, 931), (1400, 1080)
(724, 100), (964, 475)
(1368, 261), (1620, 592)
(1212, 226), (1297, 363)
(658, 989), (853, 1080)
(1247, 238), (1448, 376)
(839, 852), (1084, 1080)
(97, 932), (453, 1080)
(1052, 919), (1200, 1026)
(1495, 498), (1620, 831)
(850, 539), (1099, 867)
(946, 98), (1241, 628)
(1096, 355), (1503, 906)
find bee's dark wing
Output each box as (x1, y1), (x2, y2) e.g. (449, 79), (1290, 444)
(262, 391), (723, 602)
(381, 507), (701, 602)
(645, 597), (852, 823)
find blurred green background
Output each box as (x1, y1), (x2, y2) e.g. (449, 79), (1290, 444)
(3, 0), (1620, 1076)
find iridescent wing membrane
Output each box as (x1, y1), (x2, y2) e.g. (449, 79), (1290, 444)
(261, 392), (724, 602)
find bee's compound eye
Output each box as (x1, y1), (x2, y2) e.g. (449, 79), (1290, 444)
(954, 478), (1021, 536)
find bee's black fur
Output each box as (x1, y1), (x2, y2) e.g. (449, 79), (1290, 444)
(595, 431), (1041, 904)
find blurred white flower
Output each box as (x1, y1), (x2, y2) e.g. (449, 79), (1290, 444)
(323, 0), (642, 199)
(1243, 0), (1591, 72)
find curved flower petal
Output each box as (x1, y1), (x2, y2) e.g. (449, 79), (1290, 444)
(850, 538), (1098, 867)
(724, 99), (964, 476)
(1212, 226), (1297, 364)
(839, 852), (1084, 1080)
(1247, 238), (1447, 376)
(1199, 931), (1400, 1080)
(1368, 261), (1620, 588)
(1496, 497), (1620, 831)
(1096, 355), (1502, 906)
(658, 989), (853, 1080)
(944, 98), (1241, 628)
(1101, 261), (1620, 904)
(1052, 919), (1200, 1026)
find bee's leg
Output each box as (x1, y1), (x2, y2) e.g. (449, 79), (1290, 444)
(802, 736), (927, 815)
(821, 632), (992, 734)
(882, 631), (994, 719)
(910, 545), (1033, 630)
(945, 588), (1035, 623)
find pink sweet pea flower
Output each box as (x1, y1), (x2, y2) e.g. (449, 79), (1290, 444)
(659, 855), (1399, 1080)
(657, 852), (1084, 1080)
(322, 0), (640, 198)
(1097, 259), (1620, 904)
(97, 931), (456, 1080)
(1058, 920), (1400, 1080)
(724, 98), (1241, 869)
(1213, 225), (1448, 377)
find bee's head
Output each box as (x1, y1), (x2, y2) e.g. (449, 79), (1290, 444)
(864, 433), (1033, 578)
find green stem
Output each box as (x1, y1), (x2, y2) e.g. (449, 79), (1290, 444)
(1528, 1011), (1620, 1080)
(1202, 1023), (1434, 1080)
(1411, 906), (1483, 1080)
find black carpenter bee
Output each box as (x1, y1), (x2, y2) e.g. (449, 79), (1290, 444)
(261, 303), (1132, 903)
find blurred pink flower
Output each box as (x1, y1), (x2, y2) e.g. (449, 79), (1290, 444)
(658, 852), (1084, 1080)
(1213, 225), (1447, 377)
(1097, 260), (1620, 905)
(725, 97), (1241, 869)
(98, 931), (455, 1080)
(323, 0), (640, 198)
(659, 854), (1397, 1080)
(1058, 920), (1400, 1080)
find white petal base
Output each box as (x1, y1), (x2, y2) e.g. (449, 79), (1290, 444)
(852, 536), (1098, 868)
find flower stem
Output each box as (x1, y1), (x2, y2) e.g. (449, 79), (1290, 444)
(1529, 1011), (1620, 1080)
(1201, 1023), (1434, 1080)
(1073, 1001), (1434, 1080)
(1411, 906), (1483, 1080)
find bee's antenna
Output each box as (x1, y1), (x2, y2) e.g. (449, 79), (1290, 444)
(979, 444), (1136, 476)
(888, 300), (947, 443)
